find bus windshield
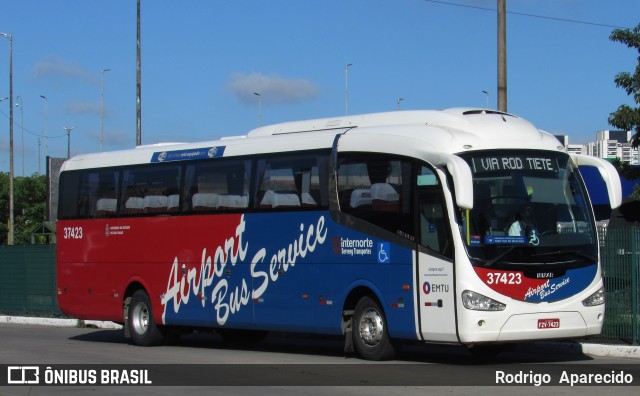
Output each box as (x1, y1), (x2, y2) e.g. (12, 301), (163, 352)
(459, 150), (597, 268)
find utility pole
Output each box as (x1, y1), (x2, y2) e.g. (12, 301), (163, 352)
(1, 32), (14, 245)
(497, 0), (507, 112)
(100, 68), (110, 152)
(64, 126), (76, 158)
(136, 0), (142, 146)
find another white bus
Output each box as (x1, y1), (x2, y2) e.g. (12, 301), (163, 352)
(57, 108), (622, 360)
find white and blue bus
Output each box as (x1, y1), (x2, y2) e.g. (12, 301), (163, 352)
(57, 108), (622, 360)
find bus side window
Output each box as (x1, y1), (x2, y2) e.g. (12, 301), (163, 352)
(254, 153), (328, 211)
(337, 154), (413, 238)
(184, 159), (251, 213)
(119, 165), (181, 215)
(93, 171), (119, 218)
(59, 172), (82, 219)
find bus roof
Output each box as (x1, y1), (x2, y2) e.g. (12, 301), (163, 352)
(61, 108), (565, 172)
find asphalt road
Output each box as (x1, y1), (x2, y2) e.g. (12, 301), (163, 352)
(0, 323), (638, 395)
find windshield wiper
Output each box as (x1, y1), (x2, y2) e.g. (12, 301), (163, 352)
(482, 245), (527, 268)
(530, 250), (596, 263)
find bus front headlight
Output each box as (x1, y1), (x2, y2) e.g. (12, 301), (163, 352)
(582, 287), (605, 307)
(461, 290), (506, 311)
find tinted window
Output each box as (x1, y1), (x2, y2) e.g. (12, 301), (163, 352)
(183, 159), (251, 213)
(337, 153), (413, 237)
(255, 152), (329, 210)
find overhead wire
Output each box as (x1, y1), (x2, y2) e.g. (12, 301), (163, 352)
(424, 0), (630, 30)
(0, 109), (67, 139)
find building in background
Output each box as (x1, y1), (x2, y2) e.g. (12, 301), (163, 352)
(555, 130), (638, 165)
(593, 130), (638, 164)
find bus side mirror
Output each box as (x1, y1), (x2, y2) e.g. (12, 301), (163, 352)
(421, 152), (474, 210)
(571, 154), (623, 209)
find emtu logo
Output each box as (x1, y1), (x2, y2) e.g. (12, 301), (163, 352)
(423, 282), (448, 294)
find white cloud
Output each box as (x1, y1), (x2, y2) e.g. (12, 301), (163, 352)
(226, 72), (319, 105)
(65, 100), (101, 116)
(33, 58), (97, 84)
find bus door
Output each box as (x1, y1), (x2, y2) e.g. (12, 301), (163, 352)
(415, 166), (458, 342)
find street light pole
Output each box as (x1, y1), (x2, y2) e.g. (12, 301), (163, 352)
(482, 90), (489, 109)
(100, 68), (110, 152)
(15, 95), (23, 176)
(37, 138), (41, 175)
(64, 126), (76, 158)
(253, 92), (262, 126)
(345, 63), (352, 115)
(136, 0), (142, 146)
(1, 32), (14, 245)
(40, 95), (48, 160)
(396, 97), (403, 111)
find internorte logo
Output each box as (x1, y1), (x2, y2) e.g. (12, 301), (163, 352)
(331, 237), (373, 256)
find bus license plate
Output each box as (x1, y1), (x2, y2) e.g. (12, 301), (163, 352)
(538, 318), (560, 329)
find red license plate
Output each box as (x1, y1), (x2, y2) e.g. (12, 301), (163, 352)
(537, 318), (560, 329)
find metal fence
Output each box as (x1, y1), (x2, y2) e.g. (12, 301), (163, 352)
(0, 232), (638, 344)
(598, 227), (640, 345)
(0, 245), (60, 315)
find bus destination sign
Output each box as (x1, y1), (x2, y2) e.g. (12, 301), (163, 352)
(470, 155), (558, 175)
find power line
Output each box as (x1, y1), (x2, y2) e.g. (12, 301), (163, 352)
(424, 0), (630, 30)
(0, 109), (66, 139)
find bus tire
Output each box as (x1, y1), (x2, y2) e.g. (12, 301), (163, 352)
(128, 290), (163, 346)
(352, 296), (395, 361)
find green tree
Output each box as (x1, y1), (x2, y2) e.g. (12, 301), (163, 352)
(608, 23), (640, 148)
(0, 173), (47, 245)
(14, 175), (48, 244)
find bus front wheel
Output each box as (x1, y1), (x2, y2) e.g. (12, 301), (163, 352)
(128, 290), (163, 346)
(352, 296), (395, 361)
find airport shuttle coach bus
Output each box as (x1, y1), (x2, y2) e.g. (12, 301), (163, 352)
(56, 108), (622, 360)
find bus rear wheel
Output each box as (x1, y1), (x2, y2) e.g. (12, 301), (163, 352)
(352, 296), (396, 361)
(128, 290), (164, 346)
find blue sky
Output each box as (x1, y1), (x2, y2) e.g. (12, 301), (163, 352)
(0, 0), (637, 176)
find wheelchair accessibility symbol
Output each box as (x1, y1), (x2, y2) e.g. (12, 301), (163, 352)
(377, 242), (391, 263)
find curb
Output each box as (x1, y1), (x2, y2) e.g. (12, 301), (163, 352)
(519, 340), (640, 359)
(580, 342), (640, 359)
(1, 315), (638, 359)
(0, 315), (123, 330)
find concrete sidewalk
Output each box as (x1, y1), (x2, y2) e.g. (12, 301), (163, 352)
(2, 315), (638, 359)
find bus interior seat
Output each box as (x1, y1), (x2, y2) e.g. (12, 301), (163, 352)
(143, 194), (168, 213)
(371, 183), (400, 212)
(96, 198), (117, 216)
(350, 188), (372, 208)
(124, 197), (144, 214)
(301, 192), (317, 207)
(259, 190), (301, 208)
(217, 194), (249, 210)
(192, 173), (227, 211)
(167, 194), (180, 212)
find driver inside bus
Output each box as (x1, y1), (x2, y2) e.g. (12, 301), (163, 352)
(507, 211), (528, 237)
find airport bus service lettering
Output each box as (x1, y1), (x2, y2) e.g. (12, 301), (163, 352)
(161, 214), (327, 325)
